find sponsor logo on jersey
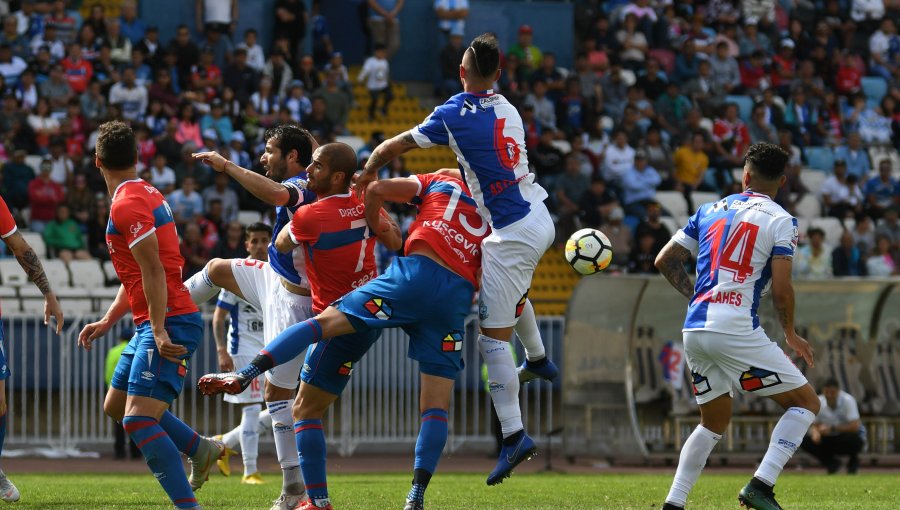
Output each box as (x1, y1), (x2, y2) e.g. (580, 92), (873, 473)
(739, 367), (782, 391)
(691, 371), (711, 396)
(479, 95), (503, 108)
(339, 204), (364, 218)
(337, 361), (353, 376)
(441, 332), (463, 352)
(364, 298), (392, 320)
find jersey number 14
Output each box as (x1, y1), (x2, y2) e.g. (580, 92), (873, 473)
(708, 219), (759, 283)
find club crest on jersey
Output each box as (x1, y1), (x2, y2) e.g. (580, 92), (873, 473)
(337, 361), (353, 376)
(692, 371), (711, 396)
(364, 298), (392, 320)
(441, 332), (463, 352)
(739, 367), (782, 391)
(178, 360), (187, 378)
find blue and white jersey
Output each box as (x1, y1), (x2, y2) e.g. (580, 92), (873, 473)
(411, 90), (548, 231)
(672, 192), (799, 335)
(216, 289), (265, 354)
(269, 174), (316, 287)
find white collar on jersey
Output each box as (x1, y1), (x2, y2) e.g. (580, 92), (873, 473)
(112, 178), (145, 201)
(317, 192), (351, 202)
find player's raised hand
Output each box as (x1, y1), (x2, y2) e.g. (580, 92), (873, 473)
(44, 292), (63, 335)
(354, 169), (377, 199)
(786, 332), (814, 368)
(192, 151), (229, 172)
(154, 329), (188, 363)
(78, 319), (110, 350)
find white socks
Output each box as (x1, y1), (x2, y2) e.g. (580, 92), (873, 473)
(514, 299), (545, 361)
(666, 425), (722, 507)
(257, 408), (272, 431)
(478, 335), (522, 437)
(185, 266), (220, 304)
(221, 407), (272, 453)
(240, 404), (262, 476)
(266, 400), (304, 495)
(755, 407), (816, 486)
(222, 425), (241, 450)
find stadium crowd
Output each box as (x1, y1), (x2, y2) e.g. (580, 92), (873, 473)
(0, 0), (896, 282)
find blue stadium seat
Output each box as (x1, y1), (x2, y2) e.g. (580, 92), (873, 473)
(726, 95), (754, 123)
(804, 147), (834, 172)
(861, 76), (888, 104)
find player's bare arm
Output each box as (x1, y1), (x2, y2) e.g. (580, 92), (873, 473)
(363, 179), (413, 251)
(193, 150), (294, 206)
(433, 168), (462, 180)
(771, 256), (814, 367)
(79, 285), (129, 350)
(655, 239), (695, 300)
(356, 130), (419, 197)
(131, 232), (188, 362)
(211, 305), (234, 372)
(274, 225), (298, 253)
(4, 231), (63, 333)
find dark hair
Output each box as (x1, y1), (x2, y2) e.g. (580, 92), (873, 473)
(245, 28), (257, 36)
(246, 222), (273, 237)
(467, 33), (500, 80)
(320, 142), (358, 188)
(264, 124), (314, 167)
(822, 378), (840, 389)
(807, 227), (825, 238)
(744, 142), (789, 181)
(96, 121), (137, 171)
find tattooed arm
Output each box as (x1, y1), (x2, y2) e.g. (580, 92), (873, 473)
(4, 232), (63, 333)
(356, 130), (420, 197)
(771, 256), (814, 366)
(654, 239), (695, 300)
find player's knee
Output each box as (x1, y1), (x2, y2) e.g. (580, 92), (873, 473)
(205, 258), (228, 282)
(291, 394), (329, 421)
(103, 394), (125, 421)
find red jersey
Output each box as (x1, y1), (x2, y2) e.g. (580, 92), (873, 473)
(62, 57), (92, 93)
(712, 118), (750, 157)
(289, 192), (376, 313)
(406, 174), (489, 289)
(106, 179), (198, 324)
(0, 196), (17, 316)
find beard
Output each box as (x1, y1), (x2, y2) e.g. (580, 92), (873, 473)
(265, 159), (287, 181)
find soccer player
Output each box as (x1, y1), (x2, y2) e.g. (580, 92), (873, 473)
(0, 197), (64, 503)
(77, 121), (222, 510)
(355, 33), (557, 484)
(184, 124), (317, 510)
(210, 222), (273, 484)
(200, 146), (482, 510)
(654, 143), (821, 510)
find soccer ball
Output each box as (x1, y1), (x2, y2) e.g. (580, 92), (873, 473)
(564, 228), (613, 275)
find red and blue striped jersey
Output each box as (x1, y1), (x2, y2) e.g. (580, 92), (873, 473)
(0, 196), (18, 317)
(106, 179), (198, 324)
(288, 192), (376, 313)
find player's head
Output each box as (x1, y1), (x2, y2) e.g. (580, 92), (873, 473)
(460, 33), (501, 91)
(261, 124), (316, 181)
(245, 222), (272, 261)
(742, 142), (789, 196)
(95, 120), (137, 173)
(305, 142), (357, 196)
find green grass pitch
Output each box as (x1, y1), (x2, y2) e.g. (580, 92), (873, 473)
(5, 472), (897, 509)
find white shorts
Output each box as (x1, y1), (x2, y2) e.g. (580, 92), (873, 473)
(684, 329), (808, 405)
(224, 353), (265, 404)
(478, 204), (555, 329)
(231, 259), (314, 390)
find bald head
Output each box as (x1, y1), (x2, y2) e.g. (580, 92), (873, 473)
(318, 142), (358, 188)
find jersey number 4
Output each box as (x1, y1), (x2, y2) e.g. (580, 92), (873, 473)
(708, 219), (758, 283)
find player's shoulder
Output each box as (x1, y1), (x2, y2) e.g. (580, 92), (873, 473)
(283, 174), (308, 188)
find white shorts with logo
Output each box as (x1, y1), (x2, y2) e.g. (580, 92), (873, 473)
(478, 203), (555, 329)
(230, 258), (314, 390)
(683, 329), (808, 405)
(224, 353), (265, 404)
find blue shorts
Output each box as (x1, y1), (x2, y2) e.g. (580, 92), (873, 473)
(332, 255), (475, 381)
(0, 322), (9, 380)
(300, 329), (381, 396)
(110, 312), (203, 405)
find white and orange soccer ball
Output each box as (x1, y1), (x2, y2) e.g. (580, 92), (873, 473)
(564, 228), (613, 275)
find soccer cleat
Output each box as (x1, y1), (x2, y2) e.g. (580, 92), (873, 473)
(403, 500), (424, 510)
(738, 479), (784, 510)
(293, 498), (333, 510)
(197, 372), (252, 396)
(517, 358), (559, 384)
(486, 432), (537, 485)
(213, 435), (234, 477)
(270, 493), (309, 510)
(661, 503), (683, 510)
(241, 472), (265, 485)
(188, 436), (225, 491)
(0, 472), (19, 503)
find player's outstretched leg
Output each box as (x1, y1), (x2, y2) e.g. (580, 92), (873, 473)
(158, 411), (225, 492)
(239, 403), (264, 484)
(514, 300), (559, 384)
(0, 410), (19, 503)
(123, 415), (202, 509)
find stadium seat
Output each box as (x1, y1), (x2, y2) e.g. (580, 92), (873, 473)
(0, 259), (27, 286)
(868, 146), (900, 177)
(24, 155), (41, 172)
(794, 194), (822, 219)
(69, 260), (105, 289)
(799, 170), (827, 194)
(550, 140), (572, 154)
(660, 216), (680, 235)
(655, 191), (688, 218)
(19, 231), (46, 258)
(861, 76), (888, 104)
(335, 135), (366, 155)
(41, 259), (70, 288)
(810, 217), (845, 243)
(698, 117), (713, 134)
(620, 68), (636, 87)
(90, 286), (121, 313)
(726, 95), (754, 123)
(102, 260), (119, 285)
(692, 192), (722, 208)
(237, 210), (262, 225)
(804, 147), (834, 172)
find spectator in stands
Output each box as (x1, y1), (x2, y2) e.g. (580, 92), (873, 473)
(832, 230), (868, 276)
(87, 195), (110, 261)
(119, 0), (145, 45)
(711, 102), (750, 185)
(304, 96), (334, 142)
(795, 227), (833, 278)
(749, 103), (779, 144)
(236, 28), (264, 73)
(655, 82), (690, 137)
(709, 41), (740, 95)
(531, 129), (564, 191)
(47, 139), (72, 186)
(359, 43), (391, 120)
(14, 67), (37, 111)
(740, 50), (768, 97)
(568, 135), (598, 179)
(558, 78), (591, 137)
(635, 58), (666, 103)
(438, 27), (465, 97)
(579, 177), (618, 228)
(508, 24), (541, 76)
(202, 171), (239, 224)
(168, 24), (199, 91)
(264, 48), (293, 99)
(283, 80), (312, 123)
(600, 206), (632, 268)
(629, 231), (659, 274)
(642, 127), (673, 181)
(0, 14), (29, 60)
(822, 160), (865, 219)
(40, 64), (73, 114)
(109, 66), (147, 122)
(674, 39), (701, 84)
(149, 153), (176, 195)
(785, 88), (822, 147)
(525, 80), (556, 132)
(1, 149), (33, 210)
(738, 18), (771, 57)
(864, 159), (898, 219)
(532, 52), (565, 101)
(0, 43), (25, 85)
(27, 97), (60, 154)
(66, 172), (92, 225)
(180, 221), (209, 278)
(801, 378), (864, 474)
(43, 203), (89, 262)
(27, 158), (64, 233)
(174, 101), (203, 148)
(273, 0), (307, 58)
(852, 213), (876, 255)
(574, 52), (601, 106)
(222, 47), (257, 106)
(858, 98), (894, 146)
(200, 99), (233, 144)
(155, 120), (183, 167)
(875, 207), (900, 246)
(673, 131), (709, 214)
(635, 201), (671, 254)
(602, 129), (636, 186)
(774, 163), (809, 218)
(316, 69), (350, 133)
(367, 0), (403, 58)
(616, 13), (648, 71)
(621, 150), (661, 219)
(868, 19), (898, 81)
(211, 220), (249, 259)
(106, 18), (132, 67)
(167, 175), (204, 229)
(554, 153), (589, 239)
(683, 59), (724, 117)
(225, 131), (251, 170)
(434, 0), (468, 39)
(771, 39), (798, 97)
(600, 62), (628, 121)
(297, 55), (322, 94)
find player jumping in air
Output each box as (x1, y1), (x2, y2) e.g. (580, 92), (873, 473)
(355, 32), (557, 485)
(209, 222), (274, 484)
(199, 142), (401, 510)
(78, 121), (223, 510)
(654, 143), (821, 510)
(0, 196), (64, 503)
(185, 125), (317, 510)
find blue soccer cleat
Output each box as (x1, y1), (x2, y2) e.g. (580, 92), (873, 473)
(517, 358), (559, 384)
(486, 432), (537, 485)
